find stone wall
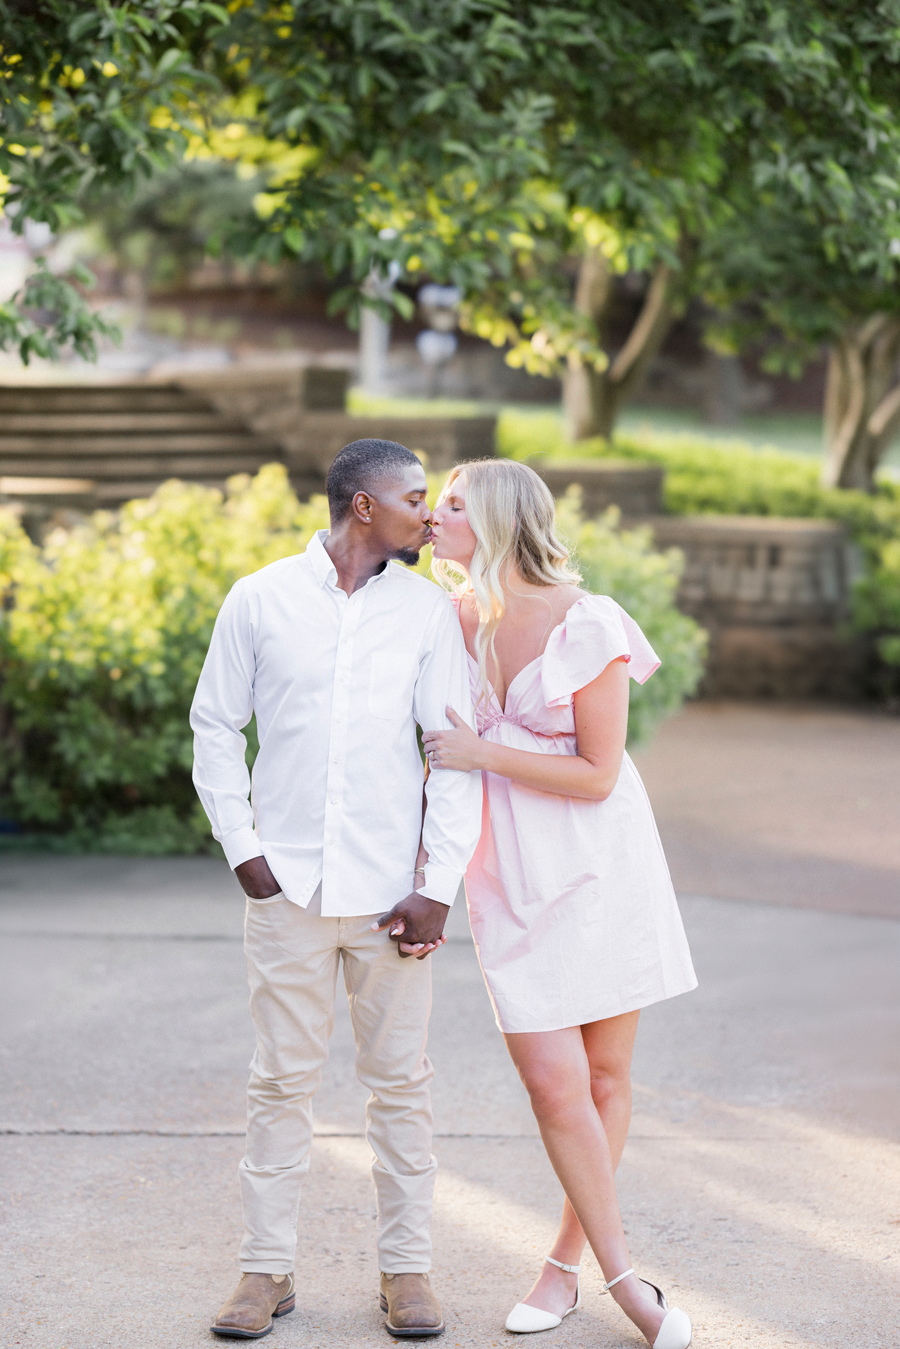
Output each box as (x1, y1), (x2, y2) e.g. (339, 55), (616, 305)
(649, 515), (867, 699)
(176, 366), (495, 497)
(535, 461), (664, 519)
(286, 414), (495, 496)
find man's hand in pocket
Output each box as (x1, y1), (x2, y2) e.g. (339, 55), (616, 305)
(235, 857), (282, 899)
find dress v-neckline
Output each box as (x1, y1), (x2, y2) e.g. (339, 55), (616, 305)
(463, 593), (589, 714)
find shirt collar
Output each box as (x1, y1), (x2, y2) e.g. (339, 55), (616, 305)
(305, 529), (393, 590)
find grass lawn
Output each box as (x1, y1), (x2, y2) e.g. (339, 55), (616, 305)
(348, 389), (900, 476)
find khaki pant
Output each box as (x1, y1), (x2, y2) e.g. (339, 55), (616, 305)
(238, 889), (436, 1275)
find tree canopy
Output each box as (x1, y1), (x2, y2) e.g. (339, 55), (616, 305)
(0, 0), (223, 360)
(208, 1), (900, 480)
(3, 2), (900, 486)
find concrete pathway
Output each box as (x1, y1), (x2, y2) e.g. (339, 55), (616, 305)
(1, 704), (898, 1349)
(632, 702), (900, 919)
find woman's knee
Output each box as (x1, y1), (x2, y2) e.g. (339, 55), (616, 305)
(519, 1059), (590, 1123)
(588, 1064), (630, 1113)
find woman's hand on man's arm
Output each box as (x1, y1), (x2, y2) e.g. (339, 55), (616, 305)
(423, 658), (630, 800)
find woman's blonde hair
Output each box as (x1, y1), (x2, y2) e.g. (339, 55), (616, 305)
(432, 458), (582, 706)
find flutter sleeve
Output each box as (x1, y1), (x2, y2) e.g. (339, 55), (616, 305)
(541, 594), (661, 707)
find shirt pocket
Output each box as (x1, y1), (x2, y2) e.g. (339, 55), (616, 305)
(368, 651), (418, 720)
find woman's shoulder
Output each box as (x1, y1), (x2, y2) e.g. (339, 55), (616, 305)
(549, 589), (621, 635)
(452, 591), (479, 645)
(551, 583), (587, 619)
(541, 592), (661, 703)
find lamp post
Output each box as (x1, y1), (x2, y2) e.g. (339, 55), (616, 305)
(416, 284), (461, 397)
(359, 228), (401, 395)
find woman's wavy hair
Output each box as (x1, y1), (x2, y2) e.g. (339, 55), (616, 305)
(432, 458), (581, 707)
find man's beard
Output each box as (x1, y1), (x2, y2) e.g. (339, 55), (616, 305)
(392, 546), (421, 567)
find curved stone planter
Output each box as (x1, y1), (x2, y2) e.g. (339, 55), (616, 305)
(648, 515), (867, 699)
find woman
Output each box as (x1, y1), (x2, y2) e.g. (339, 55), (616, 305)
(421, 459), (697, 1349)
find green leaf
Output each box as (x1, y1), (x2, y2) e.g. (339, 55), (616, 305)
(282, 225), (304, 253)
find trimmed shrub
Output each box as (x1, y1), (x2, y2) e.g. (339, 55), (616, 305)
(555, 493), (707, 745)
(0, 467), (330, 853)
(0, 464), (703, 852)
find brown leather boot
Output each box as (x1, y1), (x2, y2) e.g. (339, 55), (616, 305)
(379, 1272), (445, 1337)
(211, 1272), (295, 1339)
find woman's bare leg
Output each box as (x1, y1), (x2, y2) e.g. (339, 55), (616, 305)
(521, 1013), (639, 1316)
(504, 1018), (665, 1345)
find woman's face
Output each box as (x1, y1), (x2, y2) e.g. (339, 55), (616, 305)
(430, 476), (477, 570)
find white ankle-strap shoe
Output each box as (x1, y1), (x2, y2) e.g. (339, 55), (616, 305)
(505, 1255), (581, 1333)
(599, 1269), (692, 1349)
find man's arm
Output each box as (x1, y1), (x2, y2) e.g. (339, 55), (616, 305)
(373, 599), (482, 953)
(190, 581), (280, 898)
(372, 783), (448, 958)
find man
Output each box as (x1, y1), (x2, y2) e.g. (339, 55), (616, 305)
(190, 439), (482, 1340)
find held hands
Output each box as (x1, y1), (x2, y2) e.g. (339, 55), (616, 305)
(371, 892), (450, 960)
(422, 706), (486, 773)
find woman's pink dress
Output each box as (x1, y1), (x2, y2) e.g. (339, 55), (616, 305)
(461, 593), (697, 1034)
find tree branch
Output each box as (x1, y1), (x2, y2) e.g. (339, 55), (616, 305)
(608, 263), (672, 386)
(823, 337), (866, 487)
(867, 380), (900, 440)
(857, 312), (893, 353)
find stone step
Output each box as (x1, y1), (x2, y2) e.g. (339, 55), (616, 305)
(0, 412), (256, 434)
(0, 452), (282, 480)
(93, 478), (239, 501)
(0, 384), (212, 414)
(0, 434), (281, 456)
(0, 475), (252, 505)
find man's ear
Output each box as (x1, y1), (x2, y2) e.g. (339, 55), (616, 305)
(352, 491), (374, 524)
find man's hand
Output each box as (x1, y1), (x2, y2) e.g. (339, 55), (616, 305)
(235, 856), (282, 899)
(371, 892), (450, 959)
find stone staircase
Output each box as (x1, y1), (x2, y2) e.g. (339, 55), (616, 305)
(0, 370), (499, 523)
(0, 382), (285, 510)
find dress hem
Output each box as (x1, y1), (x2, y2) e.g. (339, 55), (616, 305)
(492, 976), (698, 1036)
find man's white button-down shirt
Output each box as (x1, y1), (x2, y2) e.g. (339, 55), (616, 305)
(190, 531), (482, 917)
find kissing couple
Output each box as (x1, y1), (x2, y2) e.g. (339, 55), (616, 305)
(191, 439), (696, 1346)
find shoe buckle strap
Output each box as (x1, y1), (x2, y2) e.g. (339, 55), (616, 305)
(600, 1267), (634, 1295)
(544, 1254), (581, 1275)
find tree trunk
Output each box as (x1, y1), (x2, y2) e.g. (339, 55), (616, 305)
(564, 251), (675, 441)
(822, 314), (900, 491)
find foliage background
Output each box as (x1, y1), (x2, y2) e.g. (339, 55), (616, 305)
(0, 464), (705, 854)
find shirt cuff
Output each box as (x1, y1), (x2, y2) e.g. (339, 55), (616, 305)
(218, 825), (264, 872)
(418, 862), (462, 906)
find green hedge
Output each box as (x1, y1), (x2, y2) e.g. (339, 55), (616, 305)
(0, 468), (330, 853)
(500, 411), (900, 691)
(556, 494), (707, 744)
(0, 464), (704, 853)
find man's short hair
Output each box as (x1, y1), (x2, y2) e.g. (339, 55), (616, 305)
(325, 439), (421, 523)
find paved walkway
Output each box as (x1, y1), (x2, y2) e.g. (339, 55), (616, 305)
(1, 704), (898, 1349)
(632, 702), (900, 919)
